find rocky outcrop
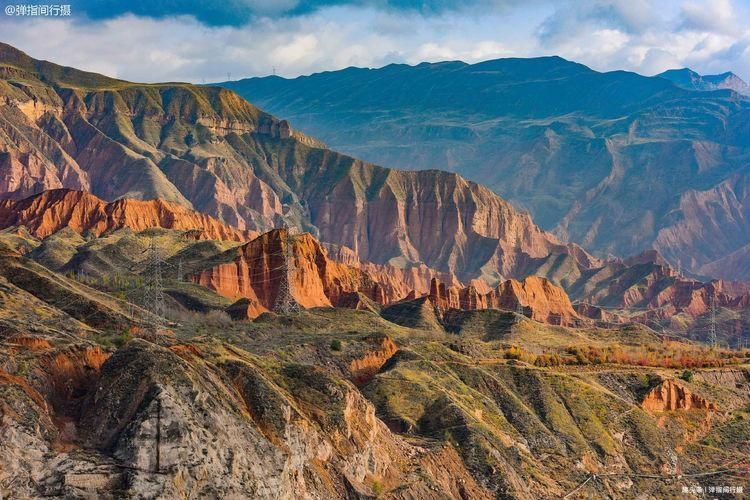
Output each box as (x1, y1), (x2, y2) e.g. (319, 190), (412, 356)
(427, 276), (582, 326)
(574, 303), (627, 324)
(349, 336), (398, 384)
(641, 380), (716, 412)
(0, 189), (256, 241)
(565, 253), (750, 323)
(192, 229), (386, 317)
(324, 242), (462, 300)
(195, 229), (582, 325)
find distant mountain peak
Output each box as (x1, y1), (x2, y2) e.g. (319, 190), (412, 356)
(657, 67), (750, 95)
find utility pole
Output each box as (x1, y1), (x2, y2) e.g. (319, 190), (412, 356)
(273, 226), (301, 315)
(708, 294), (718, 349)
(142, 238), (167, 331)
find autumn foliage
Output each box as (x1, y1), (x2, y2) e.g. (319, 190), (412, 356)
(502, 341), (750, 369)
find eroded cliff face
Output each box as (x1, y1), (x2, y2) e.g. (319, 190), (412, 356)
(192, 229), (385, 317)
(0, 337), (488, 499)
(192, 229), (586, 325)
(641, 380), (716, 412)
(0, 189), (256, 241)
(0, 42), (324, 231)
(566, 253), (750, 323)
(348, 336), (399, 384)
(428, 276), (582, 326)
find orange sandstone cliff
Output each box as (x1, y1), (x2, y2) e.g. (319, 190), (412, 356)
(0, 189), (256, 241)
(192, 229), (386, 318)
(427, 276), (582, 326)
(641, 380), (716, 412)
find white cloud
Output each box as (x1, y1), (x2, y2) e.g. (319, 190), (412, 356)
(0, 0), (748, 84)
(680, 0), (737, 34)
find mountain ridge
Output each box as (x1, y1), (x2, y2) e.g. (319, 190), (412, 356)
(657, 67), (750, 95)
(0, 43), (595, 285)
(219, 55), (750, 282)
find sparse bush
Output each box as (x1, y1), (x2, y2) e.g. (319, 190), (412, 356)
(371, 479), (383, 496)
(203, 309), (232, 326)
(680, 369), (694, 383)
(330, 339), (342, 351)
(504, 345), (536, 364)
(534, 353), (563, 367)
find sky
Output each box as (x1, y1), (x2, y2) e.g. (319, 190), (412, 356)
(1, 0), (749, 83)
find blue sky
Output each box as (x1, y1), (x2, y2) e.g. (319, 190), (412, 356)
(1, 0), (749, 83)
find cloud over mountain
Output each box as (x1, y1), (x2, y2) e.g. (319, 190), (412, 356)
(0, 1), (748, 86)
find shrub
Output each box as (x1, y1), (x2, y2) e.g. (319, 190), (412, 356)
(330, 339), (342, 351)
(680, 370), (694, 383)
(504, 345), (536, 364)
(371, 479), (383, 496)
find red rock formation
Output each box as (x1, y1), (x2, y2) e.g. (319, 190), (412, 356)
(641, 380), (716, 412)
(570, 255), (750, 321)
(0, 189), (256, 242)
(574, 303), (627, 324)
(192, 229), (386, 318)
(427, 276), (582, 326)
(324, 243), (462, 301)
(349, 336), (398, 384)
(196, 229), (582, 325)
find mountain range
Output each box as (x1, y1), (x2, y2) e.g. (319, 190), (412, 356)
(0, 42), (594, 285)
(3, 43), (750, 341)
(2, 43), (750, 498)
(220, 58), (750, 281)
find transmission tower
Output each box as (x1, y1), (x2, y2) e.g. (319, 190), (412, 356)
(142, 238), (167, 330)
(516, 301), (525, 316)
(708, 294), (718, 349)
(176, 258), (184, 282)
(273, 227), (301, 315)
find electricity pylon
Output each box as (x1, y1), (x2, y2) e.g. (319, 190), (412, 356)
(142, 237), (167, 330)
(708, 294), (718, 349)
(273, 226), (301, 315)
